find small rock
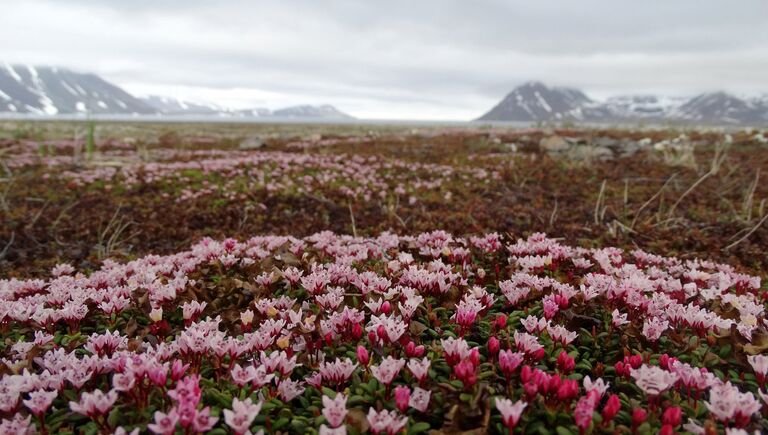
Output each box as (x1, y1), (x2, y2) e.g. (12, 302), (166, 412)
(539, 135), (569, 152)
(593, 137), (619, 148)
(567, 145), (613, 161)
(239, 137), (264, 150)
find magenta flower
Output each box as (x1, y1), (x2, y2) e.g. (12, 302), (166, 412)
(394, 385), (410, 413)
(356, 345), (370, 366)
(498, 350), (524, 378)
(223, 397), (262, 435)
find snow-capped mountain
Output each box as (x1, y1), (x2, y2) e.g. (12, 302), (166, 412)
(598, 95), (689, 120)
(140, 95), (223, 115)
(478, 82), (768, 125)
(478, 81), (591, 122)
(0, 64), (355, 120)
(140, 96), (353, 119)
(672, 92), (767, 125)
(271, 104), (353, 119)
(0, 64), (156, 115)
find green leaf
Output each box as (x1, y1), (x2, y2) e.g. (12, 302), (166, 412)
(410, 422), (431, 433)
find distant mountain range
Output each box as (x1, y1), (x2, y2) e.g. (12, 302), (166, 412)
(478, 81), (768, 125)
(0, 64), (354, 119)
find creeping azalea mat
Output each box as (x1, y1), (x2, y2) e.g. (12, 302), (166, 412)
(1, 231), (766, 434)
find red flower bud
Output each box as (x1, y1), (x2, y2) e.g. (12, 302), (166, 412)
(520, 365), (533, 383)
(488, 337), (500, 356)
(413, 344), (425, 357)
(376, 325), (388, 341)
(469, 348), (480, 367)
(602, 394), (621, 422)
(658, 425), (674, 435)
(662, 407), (682, 427)
(356, 345), (370, 365)
(495, 314), (507, 330)
(556, 351), (575, 374)
(632, 408), (647, 427)
(394, 385), (410, 413)
(380, 301), (392, 315)
(351, 323), (363, 340)
(556, 379), (579, 401)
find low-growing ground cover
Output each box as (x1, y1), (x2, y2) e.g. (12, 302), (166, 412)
(1, 231), (767, 434)
(1, 121), (767, 434)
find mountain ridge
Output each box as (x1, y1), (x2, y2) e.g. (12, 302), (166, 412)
(0, 64), (354, 120)
(478, 82), (768, 125)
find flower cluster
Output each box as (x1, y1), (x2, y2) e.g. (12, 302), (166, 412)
(0, 231), (765, 433)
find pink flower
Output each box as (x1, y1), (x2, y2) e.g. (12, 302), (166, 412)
(574, 392), (599, 431)
(394, 386), (410, 413)
(112, 373), (136, 392)
(69, 388), (118, 418)
(223, 397), (262, 435)
(498, 350), (524, 378)
(409, 387), (431, 412)
(319, 425), (347, 435)
(495, 398), (527, 430)
(747, 354), (768, 385)
(23, 389), (57, 416)
(148, 409), (179, 435)
(441, 337), (470, 366)
(407, 358), (430, 383)
(366, 408), (408, 435)
(277, 379), (305, 402)
(0, 414), (35, 435)
(191, 407), (219, 433)
(452, 298), (482, 330)
(319, 358), (358, 387)
(705, 381), (761, 426)
(322, 393), (348, 428)
(583, 376), (610, 398)
(453, 359), (478, 388)
(546, 325), (577, 346)
(167, 375), (202, 409)
(630, 365), (678, 396)
(611, 309), (629, 327)
(642, 317), (669, 342)
(371, 357), (405, 386)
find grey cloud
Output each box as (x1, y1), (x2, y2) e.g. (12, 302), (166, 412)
(1, 0), (766, 119)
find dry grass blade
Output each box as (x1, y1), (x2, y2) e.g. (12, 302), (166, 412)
(630, 173), (678, 230)
(594, 179), (607, 226)
(666, 170), (712, 221)
(724, 212), (768, 251)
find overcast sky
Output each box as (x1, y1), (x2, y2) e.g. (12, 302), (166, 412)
(1, 0), (767, 120)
